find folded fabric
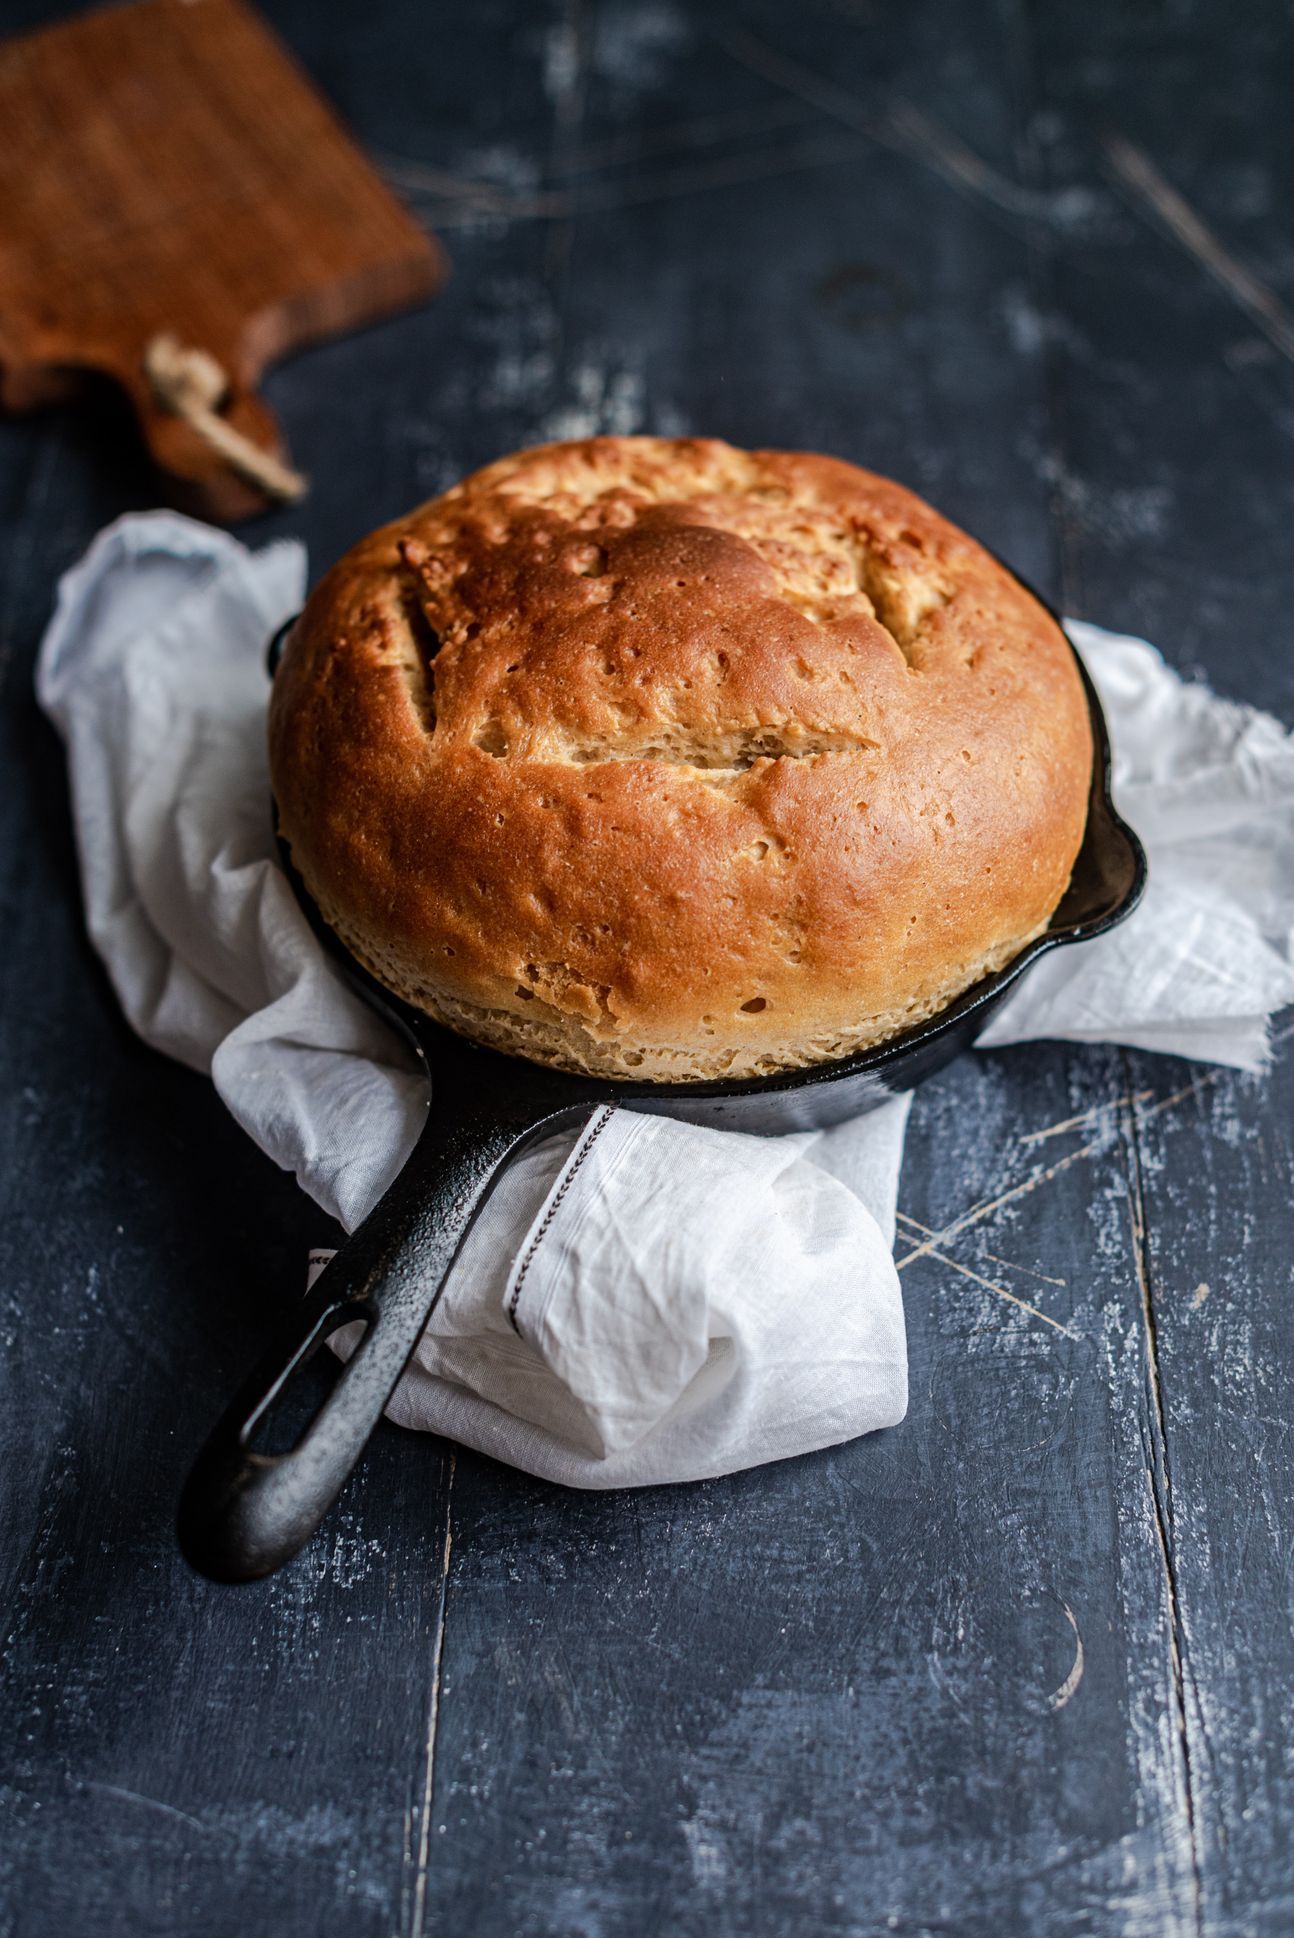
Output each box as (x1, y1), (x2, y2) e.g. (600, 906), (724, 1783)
(36, 514), (1294, 1487)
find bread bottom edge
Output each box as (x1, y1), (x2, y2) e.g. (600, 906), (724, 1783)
(315, 900), (1048, 1083)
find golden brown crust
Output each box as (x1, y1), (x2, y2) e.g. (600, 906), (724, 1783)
(269, 437), (1092, 1080)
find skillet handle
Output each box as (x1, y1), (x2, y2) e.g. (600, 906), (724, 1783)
(177, 1085), (596, 1582)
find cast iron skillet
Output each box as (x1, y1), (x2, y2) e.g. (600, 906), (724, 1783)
(178, 581), (1145, 1583)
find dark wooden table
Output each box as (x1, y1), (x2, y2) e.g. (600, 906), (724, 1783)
(3, 3), (1292, 1933)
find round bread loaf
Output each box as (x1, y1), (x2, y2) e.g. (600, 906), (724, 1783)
(270, 437), (1092, 1082)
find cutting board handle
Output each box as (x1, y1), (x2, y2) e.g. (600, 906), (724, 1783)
(0, 331), (302, 520)
(130, 335), (306, 518)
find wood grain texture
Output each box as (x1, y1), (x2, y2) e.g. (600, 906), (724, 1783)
(1, 1), (1291, 1934)
(0, 0), (445, 519)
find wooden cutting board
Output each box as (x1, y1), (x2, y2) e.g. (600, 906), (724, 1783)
(0, 0), (446, 519)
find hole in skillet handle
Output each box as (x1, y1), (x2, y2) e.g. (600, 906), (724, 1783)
(246, 1313), (372, 1458)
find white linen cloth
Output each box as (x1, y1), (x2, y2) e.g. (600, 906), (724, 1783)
(35, 515), (1294, 1487)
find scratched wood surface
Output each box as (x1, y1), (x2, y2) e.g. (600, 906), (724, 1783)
(2, 3), (1292, 1935)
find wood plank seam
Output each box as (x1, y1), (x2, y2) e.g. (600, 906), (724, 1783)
(541, 0), (594, 419)
(406, 1453), (455, 1938)
(1119, 1058), (1206, 1936)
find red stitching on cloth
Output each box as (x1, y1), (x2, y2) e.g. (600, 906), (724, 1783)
(507, 1108), (613, 1335)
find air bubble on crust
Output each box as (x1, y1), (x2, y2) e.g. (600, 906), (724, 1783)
(567, 542), (607, 577)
